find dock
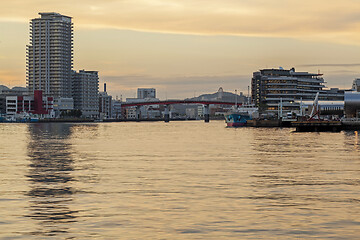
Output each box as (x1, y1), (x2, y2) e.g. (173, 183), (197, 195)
(292, 121), (343, 132)
(247, 119), (281, 127)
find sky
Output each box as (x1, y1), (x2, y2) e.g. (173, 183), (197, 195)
(1, 0), (360, 99)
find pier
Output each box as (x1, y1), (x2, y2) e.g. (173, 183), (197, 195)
(292, 121), (343, 132)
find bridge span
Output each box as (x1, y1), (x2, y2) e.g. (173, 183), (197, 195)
(121, 100), (242, 123)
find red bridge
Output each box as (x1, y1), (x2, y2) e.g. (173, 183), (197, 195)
(121, 100), (242, 122)
(121, 100), (242, 107)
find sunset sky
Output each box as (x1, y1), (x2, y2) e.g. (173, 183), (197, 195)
(1, 0), (360, 99)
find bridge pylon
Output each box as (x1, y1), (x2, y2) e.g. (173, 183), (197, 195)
(204, 104), (210, 123)
(136, 106), (141, 122)
(164, 105), (170, 122)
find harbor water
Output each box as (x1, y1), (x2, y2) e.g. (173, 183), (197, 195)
(1, 121), (360, 239)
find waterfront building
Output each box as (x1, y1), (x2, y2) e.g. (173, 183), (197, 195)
(0, 86), (28, 115)
(125, 97), (160, 119)
(27, 12), (73, 98)
(6, 90), (54, 118)
(53, 98), (74, 117)
(72, 70), (99, 118)
(344, 91), (360, 118)
(126, 107), (137, 119)
(251, 68), (344, 113)
(300, 100), (344, 118)
(137, 88), (156, 99)
(99, 91), (112, 119)
(112, 100), (123, 119)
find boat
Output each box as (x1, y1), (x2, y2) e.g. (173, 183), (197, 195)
(224, 105), (258, 127)
(14, 113), (39, 123)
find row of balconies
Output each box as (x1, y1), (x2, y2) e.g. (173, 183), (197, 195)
(26, 68), (71, 72)
(30, 32), (73, 36)
(27, 67), (73, 70)
(30, 29), (73, 32)
(29, 40), (73, 44)
(27, 56), (73, 59)
(27, 70), (73, 73)
(27, 54), (72, 59)
(265, 86), (323, 91)
(27, 50), (73, 54)
(30, 38), (73, 41)
(265, 92), (330, 98)
(27, 56), (73, 58)
(27, 57), (73, 60)
(30, 32), (73, 35)
(29, 46), (73, 48)
(29, 37), (73, 41)
(32, 36), (73, 39)
(30, 24), (73, 28)
(27, 54), (73, 57)
(266, 82), (297, 86)
(29, 41), (73, 44)
(27, 61), (73, 64)
(27, 68), (73, 71)
(28, 50), (73, 52)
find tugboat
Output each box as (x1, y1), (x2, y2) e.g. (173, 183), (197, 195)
(224, 105), (258, 127)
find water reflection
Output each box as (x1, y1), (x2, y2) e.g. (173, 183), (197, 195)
(26, 123), (77, 237)
(344, 130), (360, 151)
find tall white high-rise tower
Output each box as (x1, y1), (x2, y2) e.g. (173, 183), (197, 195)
(26, 12), (73, 98)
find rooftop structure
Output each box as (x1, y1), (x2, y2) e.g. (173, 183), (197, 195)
(352, 79), (360, 92)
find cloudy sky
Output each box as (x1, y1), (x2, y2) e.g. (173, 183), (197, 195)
(1, 0), (360, 99)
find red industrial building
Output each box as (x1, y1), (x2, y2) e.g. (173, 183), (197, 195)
(6, 90), (54, 117)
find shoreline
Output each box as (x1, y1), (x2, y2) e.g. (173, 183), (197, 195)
(1, 119), (360, 132)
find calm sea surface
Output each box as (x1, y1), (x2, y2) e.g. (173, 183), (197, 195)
(1, 121), (360, 239)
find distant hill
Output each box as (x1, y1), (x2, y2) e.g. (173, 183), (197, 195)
(186, 87), (249, 103)
(11, 87), (28, 92)
(0, 85), (28, 93)
(0, 85), (10, 92)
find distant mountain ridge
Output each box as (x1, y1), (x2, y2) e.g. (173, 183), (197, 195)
(186, 88), (249, 103)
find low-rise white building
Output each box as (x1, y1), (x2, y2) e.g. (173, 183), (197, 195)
(6, 90), (55, 118)
(125, 97), (160, 119)
(53, 98), (74, 117)
(112, 100), (123, 119)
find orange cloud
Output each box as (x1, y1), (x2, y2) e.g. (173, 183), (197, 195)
(0, 0), (360, 45)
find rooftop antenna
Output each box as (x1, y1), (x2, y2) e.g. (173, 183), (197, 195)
(235, 89), (238, 108)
